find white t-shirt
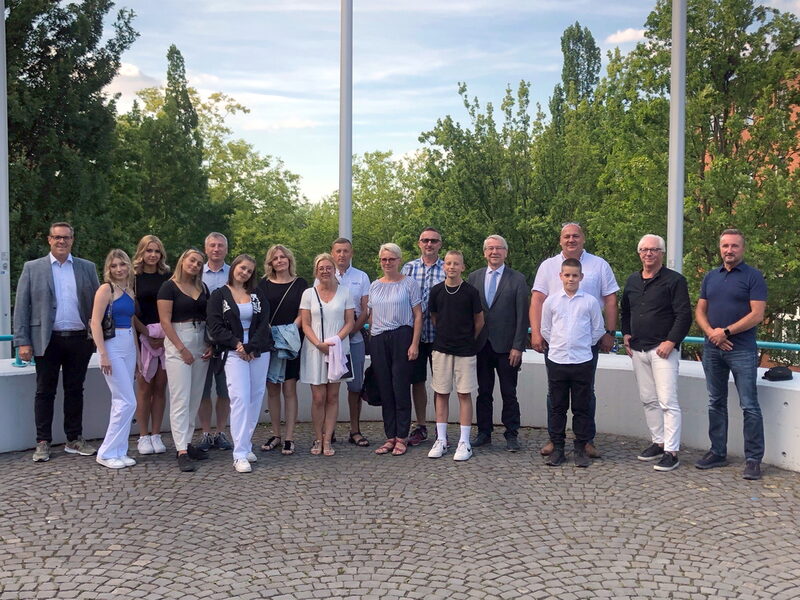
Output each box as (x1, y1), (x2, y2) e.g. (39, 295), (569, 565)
(532, 250), (619, 303)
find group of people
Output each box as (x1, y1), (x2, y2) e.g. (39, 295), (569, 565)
(13, 221), (768, 479)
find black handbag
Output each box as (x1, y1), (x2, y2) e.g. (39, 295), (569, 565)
(101, 283), (115, 340)
(360, 365), (382, 406)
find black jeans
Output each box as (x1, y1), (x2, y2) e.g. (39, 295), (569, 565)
(475, 341), (521, 438)
(371, 326), (413, 440)
(545, 357), (594, 448)
(545, 343), (600, 442)
(34, 332), (94, 442)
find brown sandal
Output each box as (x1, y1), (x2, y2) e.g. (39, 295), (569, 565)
(392, 439), (408, 456)
(310, 440), (322, 455)
(375, 438), (396, 455)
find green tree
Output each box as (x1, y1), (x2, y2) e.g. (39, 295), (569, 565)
(7, 0), (137, 275)
(560, 21), (601, 104)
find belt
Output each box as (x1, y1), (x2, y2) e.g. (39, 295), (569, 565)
(52, 330), (87, 337)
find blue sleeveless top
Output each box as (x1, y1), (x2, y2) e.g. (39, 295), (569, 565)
(111, 292), (135, 328)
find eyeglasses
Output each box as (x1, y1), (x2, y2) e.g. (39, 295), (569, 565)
(49, 235), (73, 242)
(485, 246), (506, 252)
(638, 248), (663, 255)
(419, 238), (441, 244)
(317, 266), (333, 272)
(380, 257), (399, 263)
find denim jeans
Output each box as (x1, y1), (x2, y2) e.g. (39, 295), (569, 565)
(701, 346), (764, 461)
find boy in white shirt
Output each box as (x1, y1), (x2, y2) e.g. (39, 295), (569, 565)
(541, 258), (606, 467)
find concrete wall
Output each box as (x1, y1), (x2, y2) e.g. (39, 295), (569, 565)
(2, 352), (799, 471)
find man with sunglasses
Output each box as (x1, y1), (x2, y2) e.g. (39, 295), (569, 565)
(14, 222), (100, 462)
(529, 222), (619, 459)
(401, 227), (445, 446)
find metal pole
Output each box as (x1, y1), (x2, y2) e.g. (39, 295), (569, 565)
(666, 0), (686, 273)
(338, 0), (353, 241)
(0, 0), (12, 356)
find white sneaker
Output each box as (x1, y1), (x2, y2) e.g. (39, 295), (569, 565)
(453, 441), (473, 462)
(150, 434), (167, 454)
(247, 451), (258, 462)
(120, 455), (136, 467)
(428, 438), (448, 458)
(96, 456), (126, 469)
(137, 435), (154, 455)
(234, 458), (252, 473)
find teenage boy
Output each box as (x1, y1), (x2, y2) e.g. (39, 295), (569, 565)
(427, 251), (484, 461)
(541, 258), (606, 467)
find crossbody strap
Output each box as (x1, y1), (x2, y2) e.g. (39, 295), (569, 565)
(269, 278), (298, 326)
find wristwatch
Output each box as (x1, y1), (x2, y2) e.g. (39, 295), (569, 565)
(605, 329), (615, 338)
(723, 327), (732, 338)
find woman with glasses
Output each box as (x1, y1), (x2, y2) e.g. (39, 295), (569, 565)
(368, 243), (422, 456)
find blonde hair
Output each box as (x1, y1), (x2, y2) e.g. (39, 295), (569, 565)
(263, 244), (297, 279)
(313, 253), (336, 274)
(171, 248), (205, 293)
(103, 249), (135, 292)
(379, 243), (402, 261)
(132, 235), (170, 275)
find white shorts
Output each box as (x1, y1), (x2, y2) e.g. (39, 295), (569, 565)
(431, 351), (478, 395)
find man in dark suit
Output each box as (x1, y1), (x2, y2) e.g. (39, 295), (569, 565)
(467, 235), (530, 451)
(14, 222), (100, 462)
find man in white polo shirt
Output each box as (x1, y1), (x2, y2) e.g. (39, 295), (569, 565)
(529, 222), (619, 458)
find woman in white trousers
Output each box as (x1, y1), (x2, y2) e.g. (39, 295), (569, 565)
(92, 249), (139, 469)
(158, 248), (212, 472)
(206, 254), (274, 473)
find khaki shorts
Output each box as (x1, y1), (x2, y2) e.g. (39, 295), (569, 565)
(431, 351), (478, 395)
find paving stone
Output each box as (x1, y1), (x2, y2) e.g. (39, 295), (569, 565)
(1, 423), (799, 599)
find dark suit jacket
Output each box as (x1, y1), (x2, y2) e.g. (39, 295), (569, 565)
(13, 255), (99, 356)
(468, 266), (529, 354)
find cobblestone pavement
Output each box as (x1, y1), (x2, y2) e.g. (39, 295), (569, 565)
(2, 423), (799, 600)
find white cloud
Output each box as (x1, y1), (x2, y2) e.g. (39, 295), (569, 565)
(238, 117), (320, 131)
(605, 28), (646, 45)
(762, 0), (800, 15)
(104, 62), (162, 107)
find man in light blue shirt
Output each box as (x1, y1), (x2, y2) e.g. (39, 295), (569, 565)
(198, 232), (232, 451)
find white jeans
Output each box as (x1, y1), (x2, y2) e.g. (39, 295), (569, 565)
(165, 322), (209, 452)
(631, 347), (682, 452)
(97, 328), (137, 460)
(225, 349), (270, 460)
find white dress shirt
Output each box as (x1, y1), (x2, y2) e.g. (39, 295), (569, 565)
(50, 253), (85, 331)
(532, 250), (619, 303)
(541, 288), (605, 364)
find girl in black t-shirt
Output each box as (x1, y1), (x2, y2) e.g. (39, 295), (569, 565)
(157, 248), (211, 472)
(132, 235), (171, 456)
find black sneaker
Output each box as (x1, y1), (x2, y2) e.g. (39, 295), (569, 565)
(471, 432), (491, 447)
(546, 446), (566, 466)
(654, 452), (680, 472)
(695, 450), (728, 469)
(505, 436), (521, 452)
(742, 460), (762, 480)
(637, 443), (664, 462)
(177, 453), (196, 472)
(186, 443), (209, 461)
(573, 446), (591, 468)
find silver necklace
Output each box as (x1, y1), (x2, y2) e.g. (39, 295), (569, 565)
(444, 281), (463, 295)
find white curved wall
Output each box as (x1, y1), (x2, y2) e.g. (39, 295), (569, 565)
(1, 352), (798, 471)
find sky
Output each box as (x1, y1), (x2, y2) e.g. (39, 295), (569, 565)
(105, 0), (800, 203)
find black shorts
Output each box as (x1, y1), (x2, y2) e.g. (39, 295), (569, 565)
(409, 341), (434, 384)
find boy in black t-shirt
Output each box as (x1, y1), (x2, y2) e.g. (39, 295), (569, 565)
(428, 251), (484, 461)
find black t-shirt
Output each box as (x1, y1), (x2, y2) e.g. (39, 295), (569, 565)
(136, 271), (170, 325)
(429, 281), (482, 356)
(256, 277), (308, 326)
(156, 280), (208, 323)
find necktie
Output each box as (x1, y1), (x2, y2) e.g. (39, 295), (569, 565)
(487, 270), (498, 307)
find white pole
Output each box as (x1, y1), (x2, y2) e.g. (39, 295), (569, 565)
(338, 0), (353, 241)
(667, 0), (687, 273)
(0, 0), (12, 356)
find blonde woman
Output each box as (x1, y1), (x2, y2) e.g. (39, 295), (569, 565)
(299, 253), (354, 456)
(256, 245), (307, 455)
(157, 248), (211, 472)
(132, 235), (171, 455)
(92, 249), (138, 469)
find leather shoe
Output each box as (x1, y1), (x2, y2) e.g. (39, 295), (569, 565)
(540, 441), (554, 456)
(546, 447), (566, 466)
(505, 436), (520, 452)
(471, 432), (492, 447)
(585, 442), (601, 458)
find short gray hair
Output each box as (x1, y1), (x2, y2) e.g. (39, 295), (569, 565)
(637, 234), (665, 252)
(379, 243), (402, 260)
(205, 232), (228, 246)
(483, 234), (508, 251)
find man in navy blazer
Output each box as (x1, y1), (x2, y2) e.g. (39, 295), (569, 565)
(467, 235), (530, 451)
(14, 222), (100, 462)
